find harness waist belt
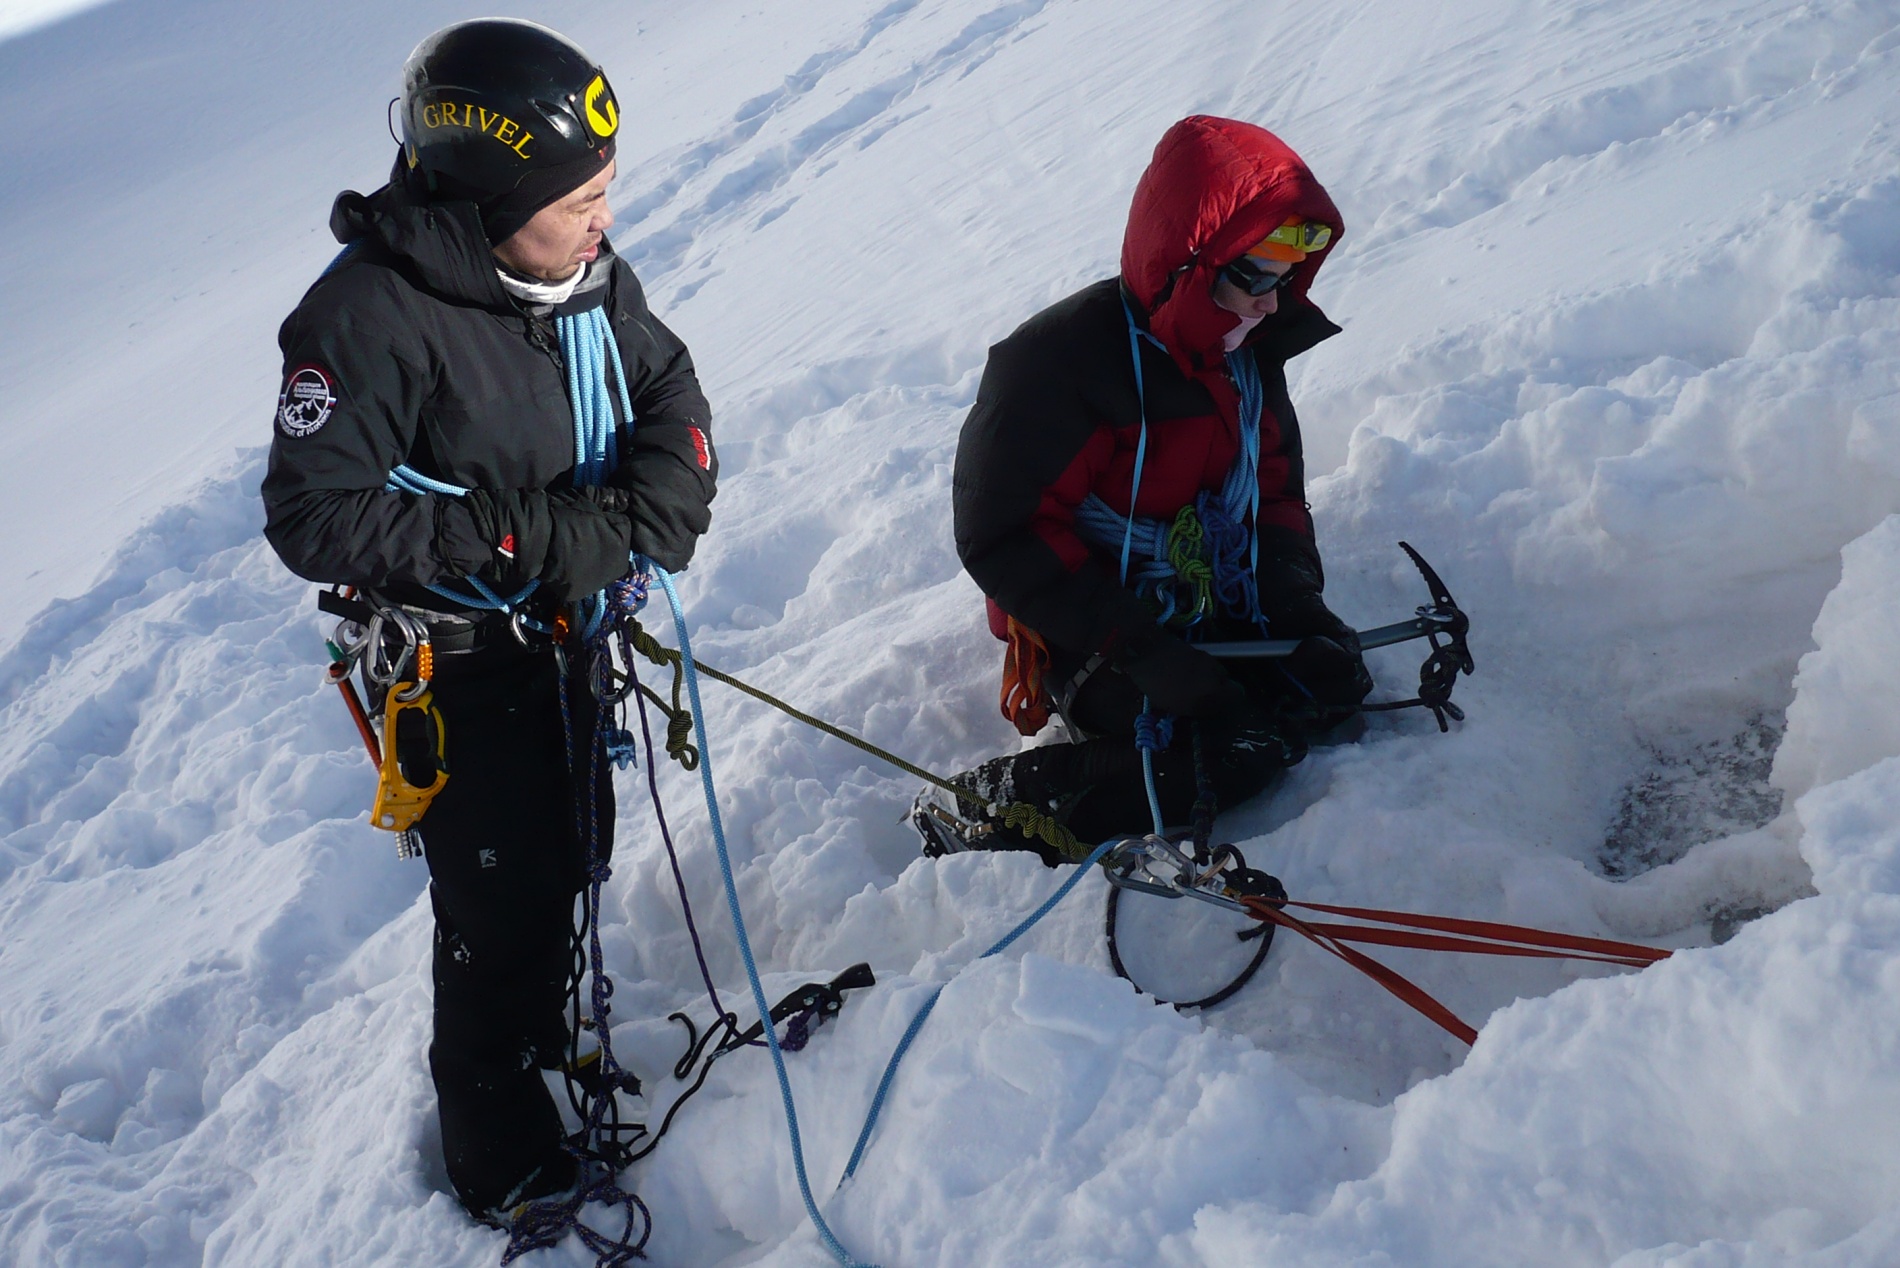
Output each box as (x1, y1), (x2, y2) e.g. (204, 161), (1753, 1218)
(319, 588), (513, 654)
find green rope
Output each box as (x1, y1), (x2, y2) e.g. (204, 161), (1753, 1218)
(618, 619), (1093, 864)
(624, 624), (701, 768)
(997, 802), (1092, 863)
(1164, 505), (1213, 626)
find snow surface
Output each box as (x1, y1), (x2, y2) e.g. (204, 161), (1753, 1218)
(3, 0), (1900, 1264)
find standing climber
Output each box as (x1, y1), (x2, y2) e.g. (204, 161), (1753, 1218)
(261, 20), (716, 1224)
(915, 115), (1368, 860)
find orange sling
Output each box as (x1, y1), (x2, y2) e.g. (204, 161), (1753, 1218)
(999, 617), (1053, 736)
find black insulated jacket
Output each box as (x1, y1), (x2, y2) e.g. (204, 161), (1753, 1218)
(262, 170), (715, 611)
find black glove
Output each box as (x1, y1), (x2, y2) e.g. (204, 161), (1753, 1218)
(1255, 528), (1371, 709)
(1283, 632), (1373, 710)
(458, 488), (555, 593)
(1111, 626), (1248, 721)
(611, 428), (717, 573)
(458, 488), (633, 602)
(540, 489), (635, 601)
(1270, 592), (1372, 710)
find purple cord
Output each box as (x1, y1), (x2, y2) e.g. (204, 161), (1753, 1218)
(628, 660), (731, 1020)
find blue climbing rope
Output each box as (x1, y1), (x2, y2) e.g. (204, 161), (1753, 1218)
(559, 307), (630, 488)
(1090, 303), (1275, 834)
(1117, 295), (1164, 587)
(1079, 303), (1270, 632)
(649, 565), (873, 1268)
(839, 836), (1119, 1188)
(1132, 707), (1172, 834)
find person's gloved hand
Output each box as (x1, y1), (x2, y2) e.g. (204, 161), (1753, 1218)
(1272, 594), (1372, 706)
(1255, 530), (1373, 710)
(1283, 632), (1373, 710)
(611, 428), (718, 573)
(458, 488), (553, 593)
(539, 489), (634, 601)
(457, 488), (633, 601)
(1112, 626), (1248, 721)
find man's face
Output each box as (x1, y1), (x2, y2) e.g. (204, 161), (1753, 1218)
(492, 161), (617, 282)
(1210, 258), (1292, 319)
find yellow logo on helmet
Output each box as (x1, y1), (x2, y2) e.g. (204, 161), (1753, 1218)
(583, 75), (618, 140)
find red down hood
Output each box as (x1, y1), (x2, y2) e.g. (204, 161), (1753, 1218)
(1120, 115), (1343, 375)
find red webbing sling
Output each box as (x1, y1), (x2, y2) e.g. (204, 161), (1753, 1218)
(1000, 617), (1054, 736)
(1239, 897), (1672, 1046)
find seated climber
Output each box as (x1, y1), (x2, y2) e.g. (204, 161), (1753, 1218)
(913, 114), (1371, 862)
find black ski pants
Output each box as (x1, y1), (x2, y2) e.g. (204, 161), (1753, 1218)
(984, 643), (1353, 863)
(417, 638), (612, 1216)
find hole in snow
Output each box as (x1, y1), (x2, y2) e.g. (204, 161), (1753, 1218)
(1598, 715), (1785, 881)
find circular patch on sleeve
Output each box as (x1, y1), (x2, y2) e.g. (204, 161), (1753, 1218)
(276, 364), (337, 437)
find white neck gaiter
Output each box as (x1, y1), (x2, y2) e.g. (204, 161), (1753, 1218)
(497, 260), (590, 306)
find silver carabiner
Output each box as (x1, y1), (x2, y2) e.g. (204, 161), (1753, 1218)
(382, 608), (433, 702)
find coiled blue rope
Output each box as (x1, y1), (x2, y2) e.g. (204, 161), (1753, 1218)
(559, 306), (629, 487)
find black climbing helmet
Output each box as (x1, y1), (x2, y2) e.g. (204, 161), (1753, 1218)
(399, 18), (620, 203)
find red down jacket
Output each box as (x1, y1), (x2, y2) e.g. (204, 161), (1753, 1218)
(952, 115), (1345, 658)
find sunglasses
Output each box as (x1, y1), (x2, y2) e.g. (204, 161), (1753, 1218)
(1219, 254), (1300, 297)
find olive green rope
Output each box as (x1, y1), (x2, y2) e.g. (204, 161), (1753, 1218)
(621, 621), (1093, 863)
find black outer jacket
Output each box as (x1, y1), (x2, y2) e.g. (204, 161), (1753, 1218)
(262, 174), (715, 610)
(952, 278), (1340, 658)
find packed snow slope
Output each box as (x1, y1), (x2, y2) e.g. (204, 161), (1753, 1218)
(3, 0), (1900, 1264)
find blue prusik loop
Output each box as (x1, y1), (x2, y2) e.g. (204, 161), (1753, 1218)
(649, 565), (873, 1268)
(839, 836), (1119, 1188)
(383, 290), (638, 616)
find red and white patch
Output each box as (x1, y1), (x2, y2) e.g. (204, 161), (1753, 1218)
(276, 363), (337, 438)
(688, 426), (712, 471)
